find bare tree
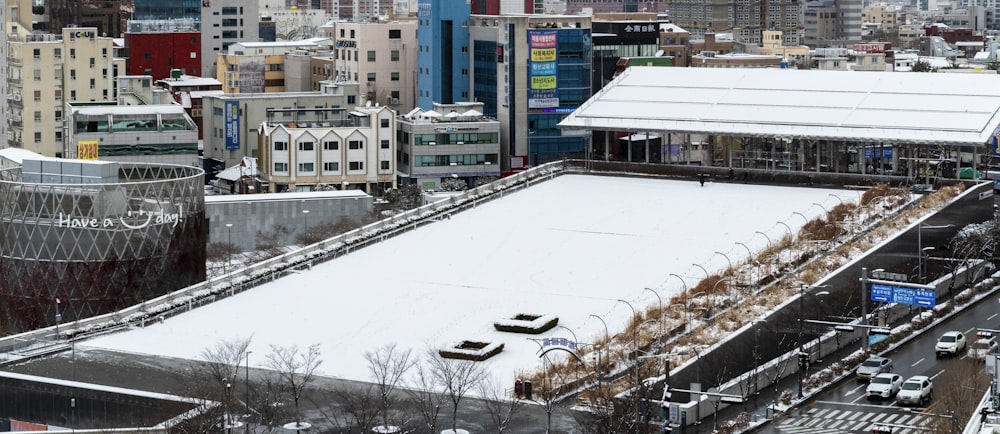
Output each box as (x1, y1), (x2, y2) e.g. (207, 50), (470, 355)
(365, 343), (415, 431)
(335, 383), (382, 433)
(404, 357), (447, 434)
(198, 337), (252, 431)
(426, 349), (486, 433)
(476, 378), (524, 434)
(925, 361), (988, 433)
(266, 344), (323, 431)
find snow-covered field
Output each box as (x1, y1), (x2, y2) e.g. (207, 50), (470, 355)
(84, 175), (850, 389)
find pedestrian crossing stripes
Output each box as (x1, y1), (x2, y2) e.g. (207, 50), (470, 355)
(775, 407), (929, 433)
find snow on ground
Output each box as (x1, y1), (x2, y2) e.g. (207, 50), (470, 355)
(84, 175), (850, 389)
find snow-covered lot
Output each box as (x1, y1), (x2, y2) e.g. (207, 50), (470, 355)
(84, 175), (848, 389)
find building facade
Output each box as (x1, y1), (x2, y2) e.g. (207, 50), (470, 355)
(38, 0), (126, 37)
(396, 102), (501, 189)
(325, 20), (418, 111)
(257, 105), (397, 194)
(416, 0), (471, 110)
(134, 0), (201, 21)
(0, 158), (205, 333)
(591, 18), (663, 90)
(470, 15), (593, 172)
(666, 0), (802, 46)
(202, 80), (363, 170)
(6, 27), (120, 157)
(64, 104), (200, 167)
(200, 0), (260, 79)
(216, 39), (334, 94)
(124, 20), (202, 79)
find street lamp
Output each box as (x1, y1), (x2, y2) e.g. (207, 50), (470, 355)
(225, 223), (233, 275)
(668, 273), (691, 332)
(301, 210), (310, 241)
(798, 284), (829, 398)
(775, 221), (793, 238)
(812, 202), (829, 215)
(735, 241), (754, 285)
(918, 223), (953, 283)
(713, 251), (732, 270)
(589, 314), (610, 382)
(754, 231), (772, 249)
(692, 263), (709, 279)
(791, 211), (808, 223)
(643, 288), (664, 339)
(245, 350), (252, 431)
(55, 298), (61, 339)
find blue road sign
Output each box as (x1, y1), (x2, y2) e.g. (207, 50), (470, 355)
(870, 284), (893, 302)
(870, 283), (936, 307)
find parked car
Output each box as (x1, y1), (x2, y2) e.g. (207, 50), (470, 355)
(897, 375), (933, 406)
(935, 331), (967, 357)
(856, 356), (893, 381)
(866, 373), (903, 400)
(968, 332), (999, 361)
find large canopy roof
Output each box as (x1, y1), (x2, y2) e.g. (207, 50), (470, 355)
(558, 67), (1000, 147)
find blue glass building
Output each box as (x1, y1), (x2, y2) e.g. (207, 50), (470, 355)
(134, 0), (202, 20)
(416, 0), (472, 110)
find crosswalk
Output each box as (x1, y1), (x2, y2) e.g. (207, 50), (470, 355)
(774, 406), (930, 433)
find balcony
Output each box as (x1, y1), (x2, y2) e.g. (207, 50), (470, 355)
(6, 56), (20, 65)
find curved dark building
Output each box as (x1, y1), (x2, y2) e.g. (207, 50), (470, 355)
(0, 159), (205, 334)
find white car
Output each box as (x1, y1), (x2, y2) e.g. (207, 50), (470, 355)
(968, 332), (999, 360)
(866, 373), (903, 400)
(935, 331), (967, 357)
(897, 375), (933, 406)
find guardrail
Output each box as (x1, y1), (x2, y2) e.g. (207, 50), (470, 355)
(0, 161), (571, 362)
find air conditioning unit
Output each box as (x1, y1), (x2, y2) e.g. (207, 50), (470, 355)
(390, 98), (399, 105)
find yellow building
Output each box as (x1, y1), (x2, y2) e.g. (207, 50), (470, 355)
(216, 38), (333, 94)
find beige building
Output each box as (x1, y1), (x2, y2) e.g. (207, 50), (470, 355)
(258, 105), (397, 194)
(753, 30), (810, 66)
(216, 38), (334, 94)
(323, 20), (417, 112)
(667, 0), (803, 46)
(6, 26), (122, 157)
(862, 6), (901, 33)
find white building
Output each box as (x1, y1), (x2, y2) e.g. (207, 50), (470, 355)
(201, 0), (260, 79)
(323, 20), (418, 112)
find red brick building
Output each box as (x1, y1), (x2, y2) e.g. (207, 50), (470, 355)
(125, 31), (202, 80)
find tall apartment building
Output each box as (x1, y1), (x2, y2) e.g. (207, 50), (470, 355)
(416, 0), (471, 110)
(7, 27), (119, 157)
(326, 20), (418, 111)
(566, 0), (667, 13)
(666, 0), (802, 46)
(469, 15), (592, 171)
(803, 0), (839, 47)
(201, 0), (260, 79)
(38, 0), (126, 37)
(216, 39), (334, 94)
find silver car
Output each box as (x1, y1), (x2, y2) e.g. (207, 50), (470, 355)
(856, 356), (893, 381)
(866, 373), (903, 399)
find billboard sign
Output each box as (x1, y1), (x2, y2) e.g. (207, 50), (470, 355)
(77, 140), (99, 160)
(528, 30), (559, 109)
(238, 56), (265, 93)
(870, 283), (936, 307)
(224, 100), (240, 150)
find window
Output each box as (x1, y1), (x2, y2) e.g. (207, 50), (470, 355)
(32, 48), (40, 59)
(34, 132), (41, 143)
(70, 69), (76, 80)
(34, 111), (41, 121)
(274, 141), (288, 151)
(391, 50), (399, 61)
(323, 140), (339, 150)
(55, 110), (62, 121)
(70, 90), (76, 100)
(391, 72), (400, 81)
(324, 162), (339, 171)
(381, 140), (390, 149)
(54, 48), (61, 59)
(348, 140), (363, 150)
(298, 141), (314, 151)
(33, 91), (40, 102)
(221, 6), (237, 14)
(33, 69), (41, 80)
(380, 119), (389, 128)
(380, 160), (390, 170)
(89, 78), (95, 89)
(55, 131), (62, 141)
(89, 57), (95, 68)
(367, 51), (376, 61)
(298, 162), (314, 172)
(349, 161), (364, 170)
(367, 73), (376, 82)
(70, 48), (75, 59)
(350, 30), (355, 38)
(389, 29), (401, 39)
(274, 162), (288, 172)
(347, 95), (356, 104)
(102, 48), (107, 58)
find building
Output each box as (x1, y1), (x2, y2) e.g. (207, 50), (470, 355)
(416, 0), (471, 109)
(202, 80), (363, 171)
(471, 0), (537, 14)
(201, 0), (261, 79)
(133, 0), (201, 21)
(124, 20), (202, 79)
(659, 23), (691, 67)
(803, 0), (840, 47)
(64, 103), (200, 167)
(666, 0), (802, 46)
(6, 27), (121, 157)
(692, 52), (784, 67)
(566, 0), (667, 14)
(591, 16), (663, 90)
(469, 14), (593, 172)
(264, 7), (331, 40)
(215, 38), (333, 93)
(0, 155), (205, 333)
(257, 105), (397, 194)
(38, 0), (126, 37)
(689, 33), (735, 58)
(326, 20), (418, 111)
(396, 102), (501, 189)
(752, 30), (811, 66)
(155, 74), (225, 140)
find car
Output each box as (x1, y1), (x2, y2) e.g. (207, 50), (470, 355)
(968, 332), (999, 360)
(936, 331), (967, 357)
(866, 373), (903, 400)
(897, 375), (933, 406)
(856, 356), (893, 381)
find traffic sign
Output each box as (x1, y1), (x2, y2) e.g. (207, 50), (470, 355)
(870, 284), (893, 302)
(870, 283), (936, 307)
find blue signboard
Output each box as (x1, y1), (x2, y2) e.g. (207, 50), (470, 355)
(224, 100), (240, 151)
(863, 147), (893, 158)
(870, 284), (893, 302)
(870, 283), (936, 307)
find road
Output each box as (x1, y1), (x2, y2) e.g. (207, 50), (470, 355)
(756, 294), (1000, 434)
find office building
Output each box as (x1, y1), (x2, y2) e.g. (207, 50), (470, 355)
(201, 0), (260, 79)
(666, 0), (802, 46)
(326, 20), (417, 111)
(416, 0), (470, 109)
(396, 102), (501, 189)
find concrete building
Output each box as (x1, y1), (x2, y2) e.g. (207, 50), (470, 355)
(40, 0), (126, 37)
(325, 20), (418, 112)
(202, 80), (363, 171)
(155, 74), (224, 140)
(591, 16), (663, 89)
(64, 103), (199, 167)
(803, 0), (840, 47)
(134, 0), (200, 21)
(257, 105), (397, 194)
(124, 19), (202, 79)
(659, 23), (691, 67)
(396, 102), (501, 189)
(566, 0), (667, 14)
(753, 30), (811, 66)
(201, 0), (261, 79)
(6, 27), (121, 157)
(216, 38), (333, 93)
(469, 14), (593, 172)
(666, 0), (802, 46)
(692, 52), (784, 67)
(416, 0), (470, 110)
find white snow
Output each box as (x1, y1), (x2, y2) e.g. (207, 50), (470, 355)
(84, 175), (850, 389)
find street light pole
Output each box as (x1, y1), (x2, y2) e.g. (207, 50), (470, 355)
(301, 210), (310, 242)
(713, 251), (732, 270)
(754, 231), (772, 249)
(692, 263), (709, 280)
(643, 288), (664, 340)
(734, 242), (754, 285)
(918, 223), (952, 283)
(225, 223), (233, 275)
(55, 298), (61, 339)
(589, 314), (609, 384)
(668, 273), (689, 332)
(245, 350), (252, 434)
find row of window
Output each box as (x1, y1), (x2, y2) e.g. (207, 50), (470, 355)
(273, 160), (390, 173)
(412, 154), (498, 167)
(272, 139), (391, 151)
(30, 47), (108, 59)
(338, 28), (402, 39)
(408, 132), (499, 146)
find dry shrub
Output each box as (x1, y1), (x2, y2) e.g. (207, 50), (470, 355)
(801, 217), (838, 241)
(860, 183), (892, 206)
(828, 202), (857, 223)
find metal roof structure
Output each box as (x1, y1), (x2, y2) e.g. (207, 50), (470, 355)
(558, 67), (1000, 147)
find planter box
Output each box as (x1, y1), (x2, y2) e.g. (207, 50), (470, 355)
(493, 313), (558, 334)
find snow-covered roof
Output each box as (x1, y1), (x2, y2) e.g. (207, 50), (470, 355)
(0, 147), (55, 165)
(205, 189), (368, 203)
(156, 75), (222, 88)
(558, 66), (1000, 146)
(72, 105), (187, 116)
(215, 157), (258, 181)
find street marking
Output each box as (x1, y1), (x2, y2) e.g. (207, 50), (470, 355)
(911, 357), (925, 367)
(988, 312), (998, 321)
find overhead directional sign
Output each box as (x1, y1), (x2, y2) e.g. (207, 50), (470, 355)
(870, 283), (936, 307)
